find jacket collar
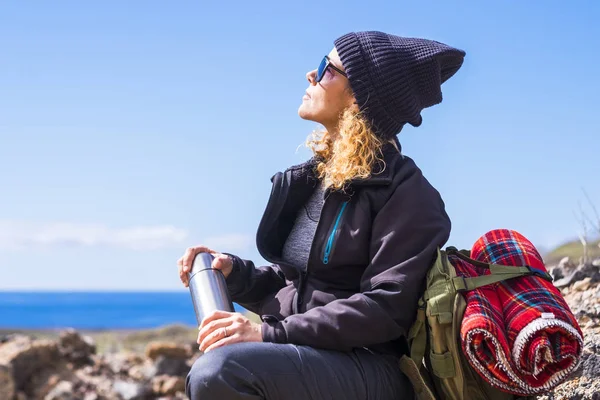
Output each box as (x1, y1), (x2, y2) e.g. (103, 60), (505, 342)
(351, 136), (402, 187)
(282, 136), (402, 188)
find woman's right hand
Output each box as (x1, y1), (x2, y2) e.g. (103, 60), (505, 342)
(177, 246), (234, 287)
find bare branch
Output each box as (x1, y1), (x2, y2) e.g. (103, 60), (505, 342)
(581, 187), (600, 236)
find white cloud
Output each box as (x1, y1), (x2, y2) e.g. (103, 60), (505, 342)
(201, 233), (254, 251)
(0, 221), (188, 251)
(0, 221), (255, 253)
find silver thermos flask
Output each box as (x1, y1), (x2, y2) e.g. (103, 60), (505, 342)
(187, 252), (234, 325)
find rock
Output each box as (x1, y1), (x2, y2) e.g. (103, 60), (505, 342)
(549, 266), (565, 281)
(59, 329), (96, 366)
(30, 371), (67, 399)
(44, 380), (75, 400)
(0, 335), (60, 389)
(0, 362), (15, 400)
(15, 391), (27, 400)
(579, 337), (600, 378)
(593, 258), (600, 267)
(112, 380), (152, 400)
(559, 256), (574, 269)
(154, 355), (190, 377)
(156, 393), (188, 400)
(34, 365), (82, 400)
(74, 366), (118, 400)
(145, 342), (189, 361)
(152, 375), (186, 396)
(554, 268), (588, 288)
(1, 334), (14, 344)
(578, 263), (600, 283)
(554, 262), (600, 289)
(128, 361), (157, 381)
(573, 277), (593, 292)
(549, 257), (575, 281)
(539, 279), (600, 400)
(106, 352), (145, 375)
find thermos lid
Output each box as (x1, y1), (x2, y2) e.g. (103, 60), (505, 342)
(188, 252), (218, 279)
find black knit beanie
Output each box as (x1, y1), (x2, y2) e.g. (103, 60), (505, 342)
(334, 31), (466, 140)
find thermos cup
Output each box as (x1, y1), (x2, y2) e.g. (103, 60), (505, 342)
(187, 252), (234, 325)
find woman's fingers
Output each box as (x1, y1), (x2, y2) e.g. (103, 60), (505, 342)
(200, 310), (236, 329)
(198, 311), (240, 351)
(198, 315), (233, 345)
(204, 333), (242, 353)
(177, 245), (217, 287)
(182, 246), (215, 273)
(177, 256), (189, 286)
(197, 311), (262, 352)
(199, 323), (236, 352)
(211, 254), (233, 278)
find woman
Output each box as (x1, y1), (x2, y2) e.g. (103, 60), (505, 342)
(178, 31), (465, 399)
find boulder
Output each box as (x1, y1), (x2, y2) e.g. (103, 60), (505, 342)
(145, 342), (189, 361)
(573, 277), (593, 292)
(554, 270), (584, 288)
(59, 329), (96, 366)
(152, 375), (186, 396)
(0, 362), (15, 400)
(558, 256), (574, 270)
(0, 335), (60, 389)
(106, 352), (145, 375)
(44, 380), (75, 400)
(128, 361), (157, 381)
(154, 355), (190, 377)
(112, 379), (152, 400)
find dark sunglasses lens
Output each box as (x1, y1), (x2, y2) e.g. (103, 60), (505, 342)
(317, 57), (328, 82)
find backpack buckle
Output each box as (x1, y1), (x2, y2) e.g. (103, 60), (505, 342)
(526, 265), (553, 282)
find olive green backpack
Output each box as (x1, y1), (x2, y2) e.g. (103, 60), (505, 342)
(398, 247), (542, 400)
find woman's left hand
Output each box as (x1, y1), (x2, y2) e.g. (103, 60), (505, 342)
(197, 310), (263, 353)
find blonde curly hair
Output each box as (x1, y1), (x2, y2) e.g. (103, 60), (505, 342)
(305, 106), (396, 192)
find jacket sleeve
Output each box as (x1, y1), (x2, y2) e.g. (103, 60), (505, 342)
(223, 253), (287, 315)
(261, 171), (451, 351)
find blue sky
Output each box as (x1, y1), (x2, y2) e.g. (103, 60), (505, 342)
(1, 1), (599, 290)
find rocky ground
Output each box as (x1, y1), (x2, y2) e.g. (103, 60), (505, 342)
(1, 257), (599, 399)
(537, 257), (600, 400)
(0, 327), (199, 399)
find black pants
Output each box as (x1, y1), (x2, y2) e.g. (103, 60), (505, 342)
(185, 342), (413, 400)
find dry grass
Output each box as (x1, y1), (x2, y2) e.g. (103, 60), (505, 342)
(544, 238), (600, 265)
(0, 311), (262, 354)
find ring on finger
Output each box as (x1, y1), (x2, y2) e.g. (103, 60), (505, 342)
(223, 327), (228, 337)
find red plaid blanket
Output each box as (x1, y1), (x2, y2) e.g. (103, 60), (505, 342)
(454, 229), (584, 395)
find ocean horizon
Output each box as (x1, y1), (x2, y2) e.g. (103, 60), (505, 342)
(0, 291), (244, 330)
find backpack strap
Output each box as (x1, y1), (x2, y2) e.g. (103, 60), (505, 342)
(399, 355), (437, 400)
(445, 246), (553, 292)
(408, 299), (427, 366)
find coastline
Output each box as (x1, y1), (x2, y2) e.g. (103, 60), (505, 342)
(0, 309), (261, 355)
(0, 324), (199, 355)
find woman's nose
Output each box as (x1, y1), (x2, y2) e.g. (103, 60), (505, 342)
(306, 69), (317, 85)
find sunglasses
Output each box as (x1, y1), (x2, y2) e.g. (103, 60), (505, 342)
(316, 55), (347, 83)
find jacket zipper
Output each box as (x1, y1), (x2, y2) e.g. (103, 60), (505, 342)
(296, 194), (348, 312)
(322, 201), (349, 264)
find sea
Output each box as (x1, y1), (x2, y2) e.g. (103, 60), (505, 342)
(0, 291), (244, 330)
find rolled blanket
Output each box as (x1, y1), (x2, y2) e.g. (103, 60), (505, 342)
(453, 229), (584, 395)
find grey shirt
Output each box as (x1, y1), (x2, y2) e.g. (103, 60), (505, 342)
(281, 182), (326, 270)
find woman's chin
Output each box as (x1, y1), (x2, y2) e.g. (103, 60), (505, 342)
(297, 104), (316, 121)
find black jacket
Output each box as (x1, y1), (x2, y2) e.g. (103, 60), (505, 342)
(225, 138), (451, 356)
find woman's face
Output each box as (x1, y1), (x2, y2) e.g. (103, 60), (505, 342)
(298, 48), (356, 128)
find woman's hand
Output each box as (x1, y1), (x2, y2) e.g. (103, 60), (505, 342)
(197, 310), (263, 353)
(177, 245), (234, 287)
